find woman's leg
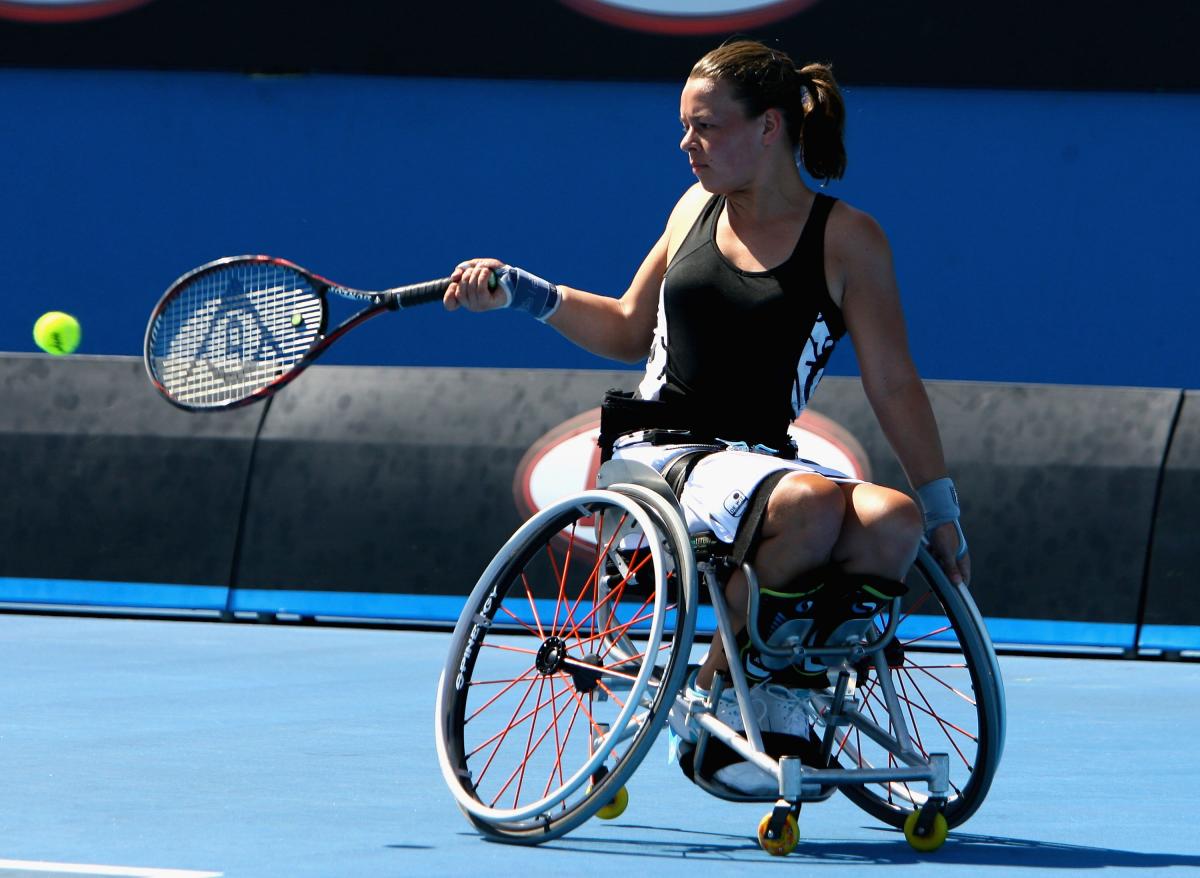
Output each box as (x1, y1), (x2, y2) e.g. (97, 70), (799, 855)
(695, 472), (845, 689)
(829, 482), (924, 579)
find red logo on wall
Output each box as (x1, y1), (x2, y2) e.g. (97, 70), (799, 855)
(0, 0), (156, 22)
(513, 406), (870, 544)
(559, 0), (824, 35)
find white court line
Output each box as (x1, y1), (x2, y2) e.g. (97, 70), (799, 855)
(0, 862), (221, 878)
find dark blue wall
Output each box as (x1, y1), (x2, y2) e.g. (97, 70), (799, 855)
(3, 69), (1198, 388)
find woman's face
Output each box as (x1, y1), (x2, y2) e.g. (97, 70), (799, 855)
(679, 77), (765, 193)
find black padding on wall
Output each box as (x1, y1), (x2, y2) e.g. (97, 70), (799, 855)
(233, 366), (635, 595)
(0, 355), (260, 587)
(1144, 390), (1199, 629)
(811, 380), (1181, 626)
(1, 356), (1185, 639)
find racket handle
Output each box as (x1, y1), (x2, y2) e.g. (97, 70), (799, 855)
(388, 271), (498, 309)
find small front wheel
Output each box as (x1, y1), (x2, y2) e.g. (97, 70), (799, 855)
(903, 809), (949, 852)
(756, 811), (799, 856)
(594, 785), (628, 820)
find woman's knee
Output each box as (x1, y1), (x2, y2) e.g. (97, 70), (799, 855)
(763, 473), (846, 544)
(855, 489), (924, 568)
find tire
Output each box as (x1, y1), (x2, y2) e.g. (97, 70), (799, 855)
(434, 488), (696, 843)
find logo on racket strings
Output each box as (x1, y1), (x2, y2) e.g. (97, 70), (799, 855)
(153, 270), (320, 403)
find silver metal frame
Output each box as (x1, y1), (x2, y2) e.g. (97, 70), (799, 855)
(680, 557), (950, 807)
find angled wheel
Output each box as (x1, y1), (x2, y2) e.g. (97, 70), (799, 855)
(833, 546), (1005, 829)
(756, 811), (799, 856)
(435, 488), (696, 843)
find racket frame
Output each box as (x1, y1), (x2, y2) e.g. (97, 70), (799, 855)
(144, 254), (449, 412)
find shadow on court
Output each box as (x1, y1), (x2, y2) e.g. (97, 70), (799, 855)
(513, 824), (1200, 869)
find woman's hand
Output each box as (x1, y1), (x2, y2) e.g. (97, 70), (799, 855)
(444, 258), (506, 313)
(929, 521), (971, 586)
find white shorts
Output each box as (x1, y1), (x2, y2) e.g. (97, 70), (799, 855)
(612, 438), (860, 544)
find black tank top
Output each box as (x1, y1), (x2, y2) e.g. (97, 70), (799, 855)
(637, 192), (846, 445)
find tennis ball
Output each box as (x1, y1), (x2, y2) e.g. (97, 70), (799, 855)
(33, 311), (81, 355)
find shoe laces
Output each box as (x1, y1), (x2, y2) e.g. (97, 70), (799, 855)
(755, 683), (813, 737)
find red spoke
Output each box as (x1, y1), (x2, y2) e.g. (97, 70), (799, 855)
(599, 537), (646, 637)
(480, 641), (539, 656)
(899, 667), (978, 758)
(542, 674), (566, 798)
(465, 668), (540, 724)
(903, 624), (955, 645)
(595, 597), (659, 660)
(555, 511), (629, 640)
(472, 673), (542, 786)
(568, 597), (672, 663)
(897, 590), (934, 623)
(498, 599), (542, 639)
(520, 571), (546, 639)
(897, 663), (929, 759)
(905, 660), (977, 705)
(512, 675), (550, 806)
(560, 551), (652, 653)
(486, 680), (581, 808)
(468, 681), (575, 760)
(543, 682), (586, 798)
(551, 524), (578, 635)
(594, 678), (627, 711)
(835, 676), (877, 759)
(859, 678), (918, 806)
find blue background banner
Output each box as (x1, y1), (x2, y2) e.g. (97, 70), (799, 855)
(3, 69), (1198, 388)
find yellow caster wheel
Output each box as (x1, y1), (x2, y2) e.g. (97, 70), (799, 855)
(903, 809), (949, 852)
(594, 785), (628, 820)
(756, 812), (799, 856)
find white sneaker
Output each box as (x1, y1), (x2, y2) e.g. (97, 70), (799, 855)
(668, 669), (748, 744)
(751, 683), (815, 740)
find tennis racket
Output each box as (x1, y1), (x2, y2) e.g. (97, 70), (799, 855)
(144, 254), (483, 411)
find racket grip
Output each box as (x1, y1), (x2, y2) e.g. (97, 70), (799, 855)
(390, 272), (498, 308)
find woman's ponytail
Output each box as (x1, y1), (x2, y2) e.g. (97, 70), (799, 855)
(797, 62), (846, 182)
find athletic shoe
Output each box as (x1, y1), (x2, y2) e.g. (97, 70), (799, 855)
(668, 666), (752, 744)
(754, 683), (816, 739)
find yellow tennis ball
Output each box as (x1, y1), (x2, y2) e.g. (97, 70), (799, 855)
(33, 311), (82, 355)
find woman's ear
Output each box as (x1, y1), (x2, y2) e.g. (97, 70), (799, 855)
(761, 107), (785, 146)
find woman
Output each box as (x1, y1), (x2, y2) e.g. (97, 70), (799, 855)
(445, 40), (968, 715)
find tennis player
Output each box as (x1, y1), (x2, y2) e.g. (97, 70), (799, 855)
(446, 39), (969, 779)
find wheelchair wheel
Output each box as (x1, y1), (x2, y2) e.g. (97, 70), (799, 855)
(834, 546), (1006, 829)
(435, 488), (696, 844)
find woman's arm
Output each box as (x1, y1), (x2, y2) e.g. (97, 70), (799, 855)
(835, 207), (971, 584)
(448, 243), (663, 364)
(547, 231), (667, 363)
(446, 185), (709, 365)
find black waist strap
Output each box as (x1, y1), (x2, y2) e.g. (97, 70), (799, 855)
(597, 389), (794, 462)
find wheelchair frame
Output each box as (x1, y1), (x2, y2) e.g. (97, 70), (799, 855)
(435, 459), (1005, 854)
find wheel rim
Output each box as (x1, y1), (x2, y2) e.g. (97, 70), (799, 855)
(436, 490), (691, 833)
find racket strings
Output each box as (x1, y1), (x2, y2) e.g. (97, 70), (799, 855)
(149, 262), (323, 407)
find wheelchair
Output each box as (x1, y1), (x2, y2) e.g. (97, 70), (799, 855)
(434, 458), (1006, 855)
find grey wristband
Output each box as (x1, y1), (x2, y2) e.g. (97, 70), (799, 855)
(916, 477), (968, 560)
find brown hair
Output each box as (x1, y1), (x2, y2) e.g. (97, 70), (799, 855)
(690, 39), (847, 182)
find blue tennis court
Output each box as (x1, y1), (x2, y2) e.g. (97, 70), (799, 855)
(3, 612), (1198, 877)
